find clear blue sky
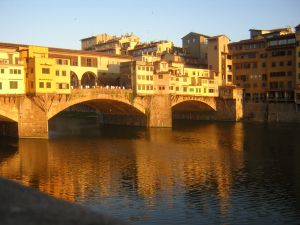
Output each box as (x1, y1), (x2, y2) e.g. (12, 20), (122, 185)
(1, 0), (299, 49)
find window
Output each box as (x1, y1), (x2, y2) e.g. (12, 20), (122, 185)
(279, 61), (284, 67)
(39, 82), (44, 88)
(209, 89), (214, 93)
(10, 69), (13, 74)
(287, 71), (293, 76)
(287, 81), (293, 89)
(46, 82), (51, 88)
(42, 68), (50, 74)
(183, 87), (187, 92)
(227, 75), (232, 82)
(18, 69), (21, 74)
(87, 58), (92, 67)
(270, 72), (286, 77)
(0, 69), (4, 74)
(287, 61), (292, 66)
(158, 75), (163, 79)
(56, 70), (59, 76)
(62, 71), (66, 76)
(271, 62), (276, 67)
(287, 50), (292, 55)
(262, 74), (267, 81)
(10, 81), (18, 89)
(262, 62), (266, 68)
(0, 82), (2, 89)
(176, 87), (179, 91)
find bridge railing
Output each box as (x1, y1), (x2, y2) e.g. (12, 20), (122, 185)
(70, 85), (133, 95)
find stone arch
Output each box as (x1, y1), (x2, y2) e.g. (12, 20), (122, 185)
(0, 107), (18, 122)
(70, 71), (79, 88)
(48, 96), (146, 120)
(81, 71), (97, 88)
(171, 96), (217, 111)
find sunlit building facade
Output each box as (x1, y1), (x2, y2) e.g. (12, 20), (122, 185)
(229, 27), (297, 102)
(0, 47), (25, 94)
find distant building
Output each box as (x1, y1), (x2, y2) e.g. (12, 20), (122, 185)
(81, 33), (140, 55)
(181, 32), (210, 66)
(81, 33), (112, 50)
(129, 40), (173, 57)
(229, 27), (296, 102)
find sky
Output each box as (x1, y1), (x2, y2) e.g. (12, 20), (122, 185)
(0, 0), (299, 49)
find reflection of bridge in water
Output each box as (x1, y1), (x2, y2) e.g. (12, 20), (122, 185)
(0, 87), (242, 138)
(0, 124), (245, 212)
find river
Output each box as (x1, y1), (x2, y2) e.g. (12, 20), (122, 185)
(0, 113), (300, 225)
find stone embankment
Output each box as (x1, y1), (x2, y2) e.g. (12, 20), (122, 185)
(243, 102), (300, 122)
(0, 178), (129, 225)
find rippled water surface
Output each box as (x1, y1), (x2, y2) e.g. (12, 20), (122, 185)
(0, 114), (300, 225)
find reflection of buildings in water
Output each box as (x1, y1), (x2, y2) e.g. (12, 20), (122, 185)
(0, 123), (245, 214)
(134, 123), (245, 215)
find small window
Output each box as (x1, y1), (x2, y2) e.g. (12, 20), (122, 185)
(10, 69), (13, 74)
(56, 70), (59, 76)
(42, 68), (50, 74)
(0, 69), (4, 74)
(18, 69), (21, 74)
(46, 82), (51, 88)
(158, 75), (163, 79)
(10, 81), (18, 89)
(0, 82), (2, 89)
(62, 71), (66, 76)
(39, 82), (44, 88)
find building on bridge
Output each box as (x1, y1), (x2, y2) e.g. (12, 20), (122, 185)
(0, 47), (25, 95)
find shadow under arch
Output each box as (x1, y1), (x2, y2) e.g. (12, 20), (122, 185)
(49, 99), (147, 129)
(172, 100), (217, 121)
(81, 71), (97, 87)
(0, 107), (18, 123)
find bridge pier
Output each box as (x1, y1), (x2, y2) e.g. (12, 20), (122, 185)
(18, 97), (48, 139)
(148, 95), (172, 128)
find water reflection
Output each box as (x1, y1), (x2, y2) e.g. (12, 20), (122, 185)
(0, 119), (300, 224)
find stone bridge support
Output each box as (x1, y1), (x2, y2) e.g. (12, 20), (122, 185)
(18, 96), (48, 139)
(148, 95), (172, 127)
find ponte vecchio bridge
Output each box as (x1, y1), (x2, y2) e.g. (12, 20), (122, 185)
(0, 87), (242, 138)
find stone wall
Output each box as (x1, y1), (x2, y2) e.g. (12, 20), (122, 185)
(148, 95), (172, 127)
(243, 102), (300, 122)
(18, 97), (48, 138)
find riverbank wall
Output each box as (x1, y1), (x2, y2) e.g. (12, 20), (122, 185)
(243, 102), (300, 122)
(0, 177), (129, 225)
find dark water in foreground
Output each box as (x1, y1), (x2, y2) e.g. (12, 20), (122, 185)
(0, 115), (300, 225)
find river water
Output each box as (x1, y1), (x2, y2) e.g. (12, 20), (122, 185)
(0, 114), (300, 225)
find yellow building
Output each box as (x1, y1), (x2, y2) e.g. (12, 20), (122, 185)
(19, 46), (71, 95)
(120, 58), (219, 97)
(295, 25), (300, 105)
(0, 46), (25, 95)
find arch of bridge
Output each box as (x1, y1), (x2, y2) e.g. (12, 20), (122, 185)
(171, 95), (217, 111)
(47, 89), (147, 120)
